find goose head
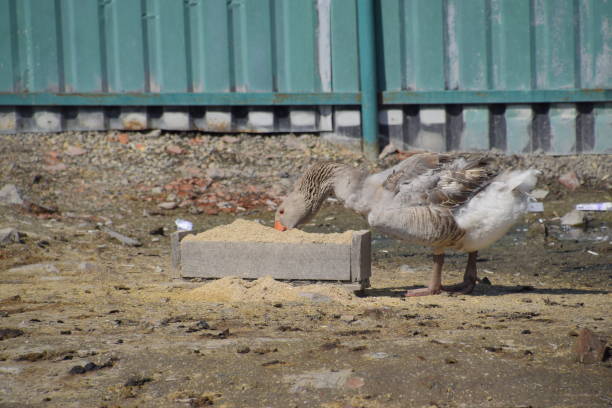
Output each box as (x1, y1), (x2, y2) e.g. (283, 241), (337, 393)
(274, 162), (342, 231)
(274, 191), (311, 231)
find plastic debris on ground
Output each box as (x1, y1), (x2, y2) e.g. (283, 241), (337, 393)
(527, 202), (544, 212)
(575, 202), (612, 211)
(175, 219), (193, 232)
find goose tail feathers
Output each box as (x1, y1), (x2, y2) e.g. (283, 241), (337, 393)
(497, 169), (540, 194)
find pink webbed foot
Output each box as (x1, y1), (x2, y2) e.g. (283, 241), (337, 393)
(404, 287), (442, 297)
(404, 253), (445, 297)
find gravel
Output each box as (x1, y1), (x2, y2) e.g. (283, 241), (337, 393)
(0, 131), (610, 218)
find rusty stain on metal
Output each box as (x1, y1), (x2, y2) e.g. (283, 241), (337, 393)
(0, 118), (16, 130)
(206, 121), (233, 133)
(241, 127), (275, 134)
(122, 119), (147, 130)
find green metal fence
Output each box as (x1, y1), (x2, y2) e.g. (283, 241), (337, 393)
(0, 0), (610, 155)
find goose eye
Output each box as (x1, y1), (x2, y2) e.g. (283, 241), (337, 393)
(279, 209), (285, 215)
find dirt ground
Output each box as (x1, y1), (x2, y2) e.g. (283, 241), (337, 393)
(0, 131), (611, 408)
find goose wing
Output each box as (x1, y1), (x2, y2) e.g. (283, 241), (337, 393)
(382, 153), (496, 208)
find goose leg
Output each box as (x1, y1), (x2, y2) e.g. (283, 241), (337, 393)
(404, 253), (444, 297)
(442, 251), (478, 294)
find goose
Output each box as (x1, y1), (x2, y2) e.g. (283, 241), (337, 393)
(274, 152), (538, 296)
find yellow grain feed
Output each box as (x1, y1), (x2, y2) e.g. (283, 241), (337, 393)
(182, 219), (353, 244)
(174, 275), (357, 304)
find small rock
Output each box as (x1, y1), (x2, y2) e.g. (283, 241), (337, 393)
(69, 365), (87, 375)
(367, 352), (389, 359)
(559, 171), (580, 191)
(278, 325), (302, 332)
(44, 151), (61, 165)
(530, 189), (549, 200)
(125, 376), (152, 387)
(69, 359), (114, 375)
(22, 201), (58, 216)
(16, 351), (49, 361)
(117, 133), (129, 144)
(65, 146), (87, 156)
(0, 328), (24, 340)
(76, 350), (98, 358)
(344, 376), (365, 389)
(573, 328), (607, 363)
(158, 202), (177, 210)
(186, 320), (210, 333)
(284, 369), (353, 392)
(220, 135), (239, 144)
(399, 264), (415, 273)
(262, 359), (284, 367)
(206, 168), (230, 180)
(149, 226), (165, 236)
(198, 328), (230, 339)
(179, 166), (205, 178)
(320, 341), (340, 350)
(284, 136), (308, 151)
(43, 163), (68, 172)
(166, 145), (185, 155)
(0, 184), (24, 206)
(252, 347), (277, 355)
(0, 228), (20, 245)
(36, 239), (50, 248)
(78, 262), (103, 273)
(560, 210), (586, 227)
(8, 263), (59, 274)
(100, 227), (142, 247)
(340, 315), (356, 323)
(145, 129), (161, 137)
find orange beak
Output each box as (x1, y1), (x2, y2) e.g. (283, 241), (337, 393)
(274, 220), (287, 231)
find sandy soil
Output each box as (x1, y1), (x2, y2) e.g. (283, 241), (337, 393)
(0, 132), (611, 408)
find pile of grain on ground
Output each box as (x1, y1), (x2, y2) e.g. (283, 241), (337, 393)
(174, 276), (357, 304)
(183, 219), (354, 244)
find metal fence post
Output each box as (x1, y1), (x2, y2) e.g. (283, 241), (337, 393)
(357, 0), (380, 159)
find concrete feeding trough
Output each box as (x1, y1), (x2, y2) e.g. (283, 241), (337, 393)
(171, 220), (371, 291)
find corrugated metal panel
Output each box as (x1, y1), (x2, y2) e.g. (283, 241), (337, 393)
(1, 0), (609, 98)
(379, 0), (611, 94)
(490, 0), (531, 90)
(0, 0), (344, 95)
(379, 0), (612, 154)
